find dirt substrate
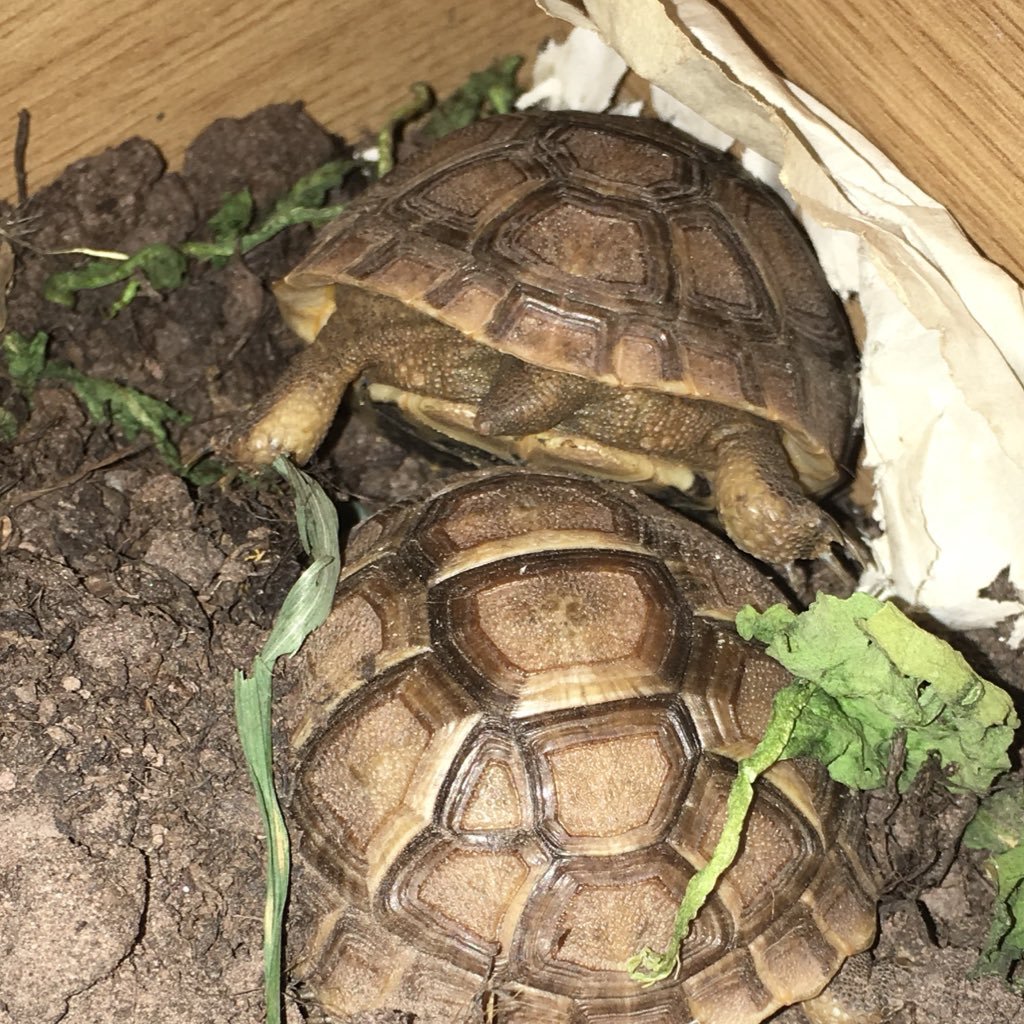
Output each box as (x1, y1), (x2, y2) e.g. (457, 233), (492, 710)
(0, 104), (1021, 1024)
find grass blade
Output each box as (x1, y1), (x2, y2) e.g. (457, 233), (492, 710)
(234, 457), (340, 1022)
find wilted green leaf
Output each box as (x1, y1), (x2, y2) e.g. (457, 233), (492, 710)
(236, 159), (357, 252)
(44, 243), (187, 308)
(965, 784), (1024, 983)
(132, 243), (188, 290)
(208, 189), (255, 244)
(46, 162), (359, 311)
(736, 593), (1018, 792)
(3, 330), (48, 392)
(46, 360), (189, 469)
(108, 279), (140, 317)
(2, 330), (190, 470)
(376, 83), (435, 177)
(0, 406), (17, 442)
(265, 159), (356, 219)
(638, 594), (1020, 983)
(420, 55), (523, 139)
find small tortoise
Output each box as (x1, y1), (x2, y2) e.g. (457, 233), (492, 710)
(288, 471), (878, 1024)
(229, 110), (858, 563)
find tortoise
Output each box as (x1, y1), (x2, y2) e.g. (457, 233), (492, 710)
(227, 109), (858, 564)
(287, 470), (879, 1024)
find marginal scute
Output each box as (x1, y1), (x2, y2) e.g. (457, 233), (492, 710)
(289, 472), (877, 1023)
(352, 247), (451, 299)
(750, 903), (844, 1002)
(612, 323), (681, 384)
(682, 948), (777, 1024)
(494, 292), (605, 368)
(803, 846), (879, 955)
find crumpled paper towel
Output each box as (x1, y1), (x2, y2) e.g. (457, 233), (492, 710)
(524, 0), (1024, 639)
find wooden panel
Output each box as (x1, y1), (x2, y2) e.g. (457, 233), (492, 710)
(0, 0), (557, 200)
(6, 0), (1023, 282)
(714, 0), (1024, 281)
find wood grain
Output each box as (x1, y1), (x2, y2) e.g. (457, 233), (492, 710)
(714, 0), (1024, 281)
(5, 0), (1023, 282)
(0, 0), (557, 200)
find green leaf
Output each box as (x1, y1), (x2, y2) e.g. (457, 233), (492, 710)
(46, 162), (359, 311)
(628, 680), (815, 983)
(108, 279), (140, 317)
(638, 595), (1020, 982)
(44, 257), (129, 307)
(43, 243), (188, 308)
(208, 189), (255, 244)
(235, 158), (358, 254)
(234, 458), (340, 1024)
(130, 243), (188, 290)
(965, 784), (1024, 983)
(376, 83), (435, 177)
(420, 55), (524, 139)
(267, 159), (357, 216)
(43, 360), (189, 469)
(3, 330), (48, 392)
(3, 331), (191, 471)
(736, 594), (1018, 793)
(184, 455), (229, 487)
(0, 406), (18, 442)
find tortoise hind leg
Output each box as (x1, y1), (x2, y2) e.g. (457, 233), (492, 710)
(474, 355), (599, 436)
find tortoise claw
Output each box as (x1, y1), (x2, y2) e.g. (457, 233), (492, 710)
(820, 513), (876, 574)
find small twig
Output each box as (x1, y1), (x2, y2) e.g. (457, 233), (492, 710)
(0, 438), (150, 513)
(14, 109), (30, 207)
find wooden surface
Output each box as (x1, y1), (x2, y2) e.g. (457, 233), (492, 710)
(0, 0), (556, 200)
(714, 0), (1024, 282)
(4, 0), (1024, 282)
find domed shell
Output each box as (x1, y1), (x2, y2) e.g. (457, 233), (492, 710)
(277, 110), (856, 489)
(287, 471), (877, 1024)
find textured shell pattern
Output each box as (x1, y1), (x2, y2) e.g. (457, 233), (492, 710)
(288, 472), (877, 1024)
(278, 110), (856, 469)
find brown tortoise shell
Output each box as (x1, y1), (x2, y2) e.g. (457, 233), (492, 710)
(287, 472), (877, 1023)
(275, 110), (857, 493)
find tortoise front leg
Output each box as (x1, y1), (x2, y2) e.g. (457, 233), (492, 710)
(565, 392), (841, 564)
(225, 316), (365, 467)
(706, 419), (840, 563)
(225, 283), (435, 467)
